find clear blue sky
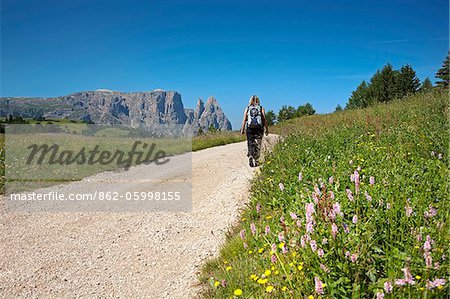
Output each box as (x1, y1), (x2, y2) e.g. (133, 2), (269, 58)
(1, 0), (448, 129)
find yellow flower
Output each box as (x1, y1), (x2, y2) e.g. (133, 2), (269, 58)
(258, 248), (264, 253)
(414, 245), (420, 249)
(266, 215), (272, 219)
(266, 285), (274, 293)
(271, 266), (275, 270)
(308, 295), (314, 299)
(257, 278), (268, 284)
(250, 274), (257, 280)
(241, 217), (246, 221)
(289, 262), (294, 267)
(278, 242), (285, 249)
(419, 287), (425, 291)
(415, 275), (421, 280)
(226, 266), (232, 271)
(438, 286), (443, 290)
(297, 265), (303, 271)
(214, 281), (220, 287)
(291, 252), (297, 257)
(275, 270), (279, 275)
(282, 286), (287, 292)
(234, 288), (243, 296)
(264, 269), (271, 276)
(248, 250), (253, 254)
(322, 283), (327, 288)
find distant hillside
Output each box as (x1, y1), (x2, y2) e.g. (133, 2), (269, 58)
(0, 89), (232, 132)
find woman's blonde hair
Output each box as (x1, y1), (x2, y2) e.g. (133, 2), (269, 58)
(249, 95), (260, 106)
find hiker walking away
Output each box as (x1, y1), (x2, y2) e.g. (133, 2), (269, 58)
(240, 95), (269, 167)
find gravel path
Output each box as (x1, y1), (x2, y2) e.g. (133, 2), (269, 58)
(0, 135), (278, 298)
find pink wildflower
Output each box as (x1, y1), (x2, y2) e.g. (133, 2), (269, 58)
(296, 220), (302, 228)
(346, 189), (354, 201)
(278, 232), (284, 242)
(349, 159), (353, 165)
(314, 277), (324, 295)
(352, 215), (358, 224)
(331, 223), (338, 239)
(282, 244), (288, 254)
(384, 281), (393, 294)
(256, 203), (261, 213)
(395, 279), (407, 286)
(424, 235), (432, 252)
(329, 176), (334, 184)
(424, 205), (437, 218)
(314, 185), (321, 195)
(300, 235), (306, 248)
(250, 223), (256, 235)
(265, 225), (270, 235)
(402, 267), (414, 285)
(271, 243), (277, 252)
(322, 238), (328, 244)
(369, 176), (375, 185)
(354, 170), (360, 193)
(333, 202), (342, 216)
(290, 212), (298, 220)
(318, 248), (324, 257)
(312, 192), (319, 204)
(426, 278), (446, 290)
(310, 240), (317, 252)
(405, 204), (412, 217)
(306, 221), (315, 233)
(345, 251), (350, 258)
(376, 291), (385, 299)
(271, 254), (277, 263)
(320, 263), (330, 273)
(239, 229), (245, 240)
(350, 253), (358, 263)
(424, 252), (432, 268)
(278, 182), (285, 191)
(298, 172), (303, 181)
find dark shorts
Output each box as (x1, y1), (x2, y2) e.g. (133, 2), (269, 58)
(246, 126), (264, 160)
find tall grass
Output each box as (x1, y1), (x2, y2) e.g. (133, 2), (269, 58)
(200, 90), (449, 298)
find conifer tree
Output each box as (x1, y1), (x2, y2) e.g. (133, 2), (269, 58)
(397, 64), (420, 97)
(419, 77), (433, 93)
(435, 52), (449, 87)
(346, 80), (370, 109)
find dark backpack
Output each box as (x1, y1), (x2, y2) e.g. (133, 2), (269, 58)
(247, 105), (263, 128)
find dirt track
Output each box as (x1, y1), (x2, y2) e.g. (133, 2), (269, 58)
(0, 135), (278, 298)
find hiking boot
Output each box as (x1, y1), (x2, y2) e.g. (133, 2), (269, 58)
(249, 157), (254, 167)
(254, 159), (259, 167)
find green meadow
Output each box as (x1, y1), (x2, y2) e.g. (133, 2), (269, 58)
(200, 89), (449, 298)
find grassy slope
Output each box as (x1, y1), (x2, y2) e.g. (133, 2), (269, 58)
(193, 131), (246, 152)
(200, 90), (449, 298)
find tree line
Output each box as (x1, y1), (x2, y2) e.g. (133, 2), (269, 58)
(264, 102), (316, 126)
(343, 52), (449, 110)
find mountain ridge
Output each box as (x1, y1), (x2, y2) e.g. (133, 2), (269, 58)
(0, 89), (232, 131)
